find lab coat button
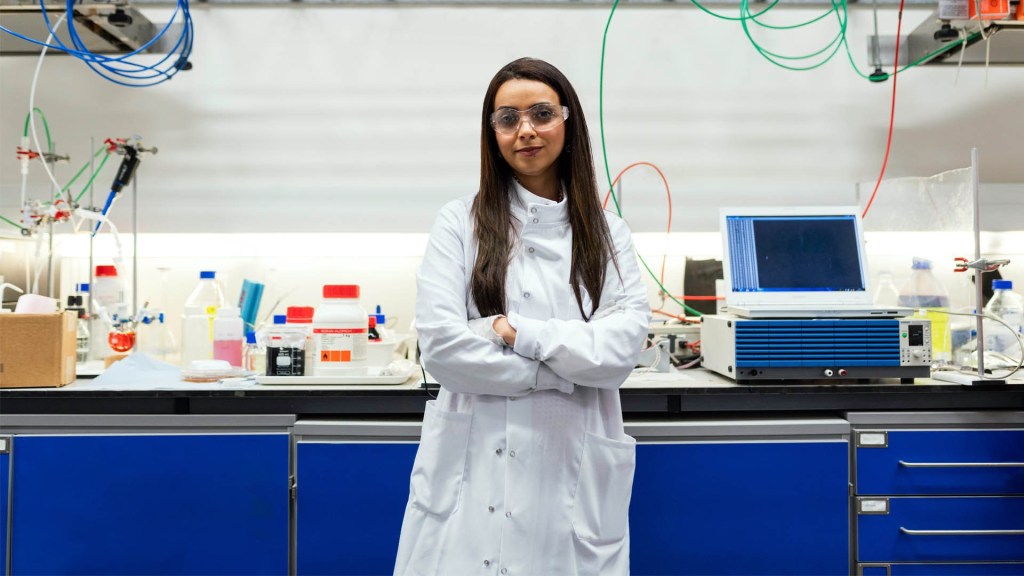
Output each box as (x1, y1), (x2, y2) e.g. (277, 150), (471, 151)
(532, 218), (539, 224)
(505, 511), (512, 518)
(528, 247), (535, 253)
(530, 207), (537, 214)
(523, 292), (531, 299)
(484, 560), (491, 567)
(501, 569), (508, 575)
(496, 448), (503, 456)
(509, 450), (516, 458)
(488, 505), (495, 513)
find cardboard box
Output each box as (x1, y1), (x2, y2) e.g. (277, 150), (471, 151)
(0, 311), (77, 388)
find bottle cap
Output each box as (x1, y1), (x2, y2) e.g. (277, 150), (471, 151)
(200, 271), (216, 279)
(993, 279), (1013, 290)
(216, 306), (240, 317)
(158, 312), (165, 323)
(371, 304), (386, 325)
(273, 314), (287, 325)
(95, 265), (118, 277)
(246, 331), (257, 344)
(287, 306), (315, 324)
(368, 316), (377, 328)
(323, 285), (359, 299)
(76, 283), (90, 293)
(911, 257), (932, 270)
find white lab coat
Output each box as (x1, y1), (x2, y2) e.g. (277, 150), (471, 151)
(394, 182), (651, 576)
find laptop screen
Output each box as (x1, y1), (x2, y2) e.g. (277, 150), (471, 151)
(726, 214), (865, 293)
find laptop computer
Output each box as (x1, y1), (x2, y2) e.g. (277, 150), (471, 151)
(720, 206), (912, 319)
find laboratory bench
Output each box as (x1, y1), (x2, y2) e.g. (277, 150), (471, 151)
(1, 373), (1022, 575)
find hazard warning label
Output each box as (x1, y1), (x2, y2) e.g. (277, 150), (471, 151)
(314, 327), (367, 363)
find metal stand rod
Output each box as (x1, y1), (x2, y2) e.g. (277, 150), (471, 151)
(972, 148), (985, 378)
(132, 175), (138, 314)
(88, 137), (96, 360)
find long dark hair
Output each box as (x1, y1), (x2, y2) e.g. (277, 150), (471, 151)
(471, 57), (617, 320)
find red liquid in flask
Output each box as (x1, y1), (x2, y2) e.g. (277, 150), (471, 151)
(108, 330), (136, 353)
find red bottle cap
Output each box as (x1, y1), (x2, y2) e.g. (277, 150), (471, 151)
(323, 285), (359, 299)
(286, 306), (315, 324)
(95, 265), (118, 277)
(368, 316), (377, 328)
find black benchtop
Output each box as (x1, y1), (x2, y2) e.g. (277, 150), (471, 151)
(2, 375), (1021, 416)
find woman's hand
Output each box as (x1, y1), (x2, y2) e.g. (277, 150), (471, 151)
(493, 316), (517, 346)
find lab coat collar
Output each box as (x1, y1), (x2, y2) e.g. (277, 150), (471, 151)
(510, 179), (568, 226)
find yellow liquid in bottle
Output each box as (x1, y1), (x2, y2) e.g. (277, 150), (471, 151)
(919, 308), (951, 363)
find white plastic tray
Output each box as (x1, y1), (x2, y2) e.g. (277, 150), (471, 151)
(255, 369), (414, 386)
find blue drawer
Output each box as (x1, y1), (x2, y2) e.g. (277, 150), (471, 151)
(859, 563), (1024, 576)
(857, 430), (1024, 495)
(858, 496), (1024, 563)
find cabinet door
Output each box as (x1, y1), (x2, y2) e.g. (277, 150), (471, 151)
(630, 441), (850, 576)
(11, 434), (289, 575)
(1, 437), (9, 576)
(296, 442), (418, 576)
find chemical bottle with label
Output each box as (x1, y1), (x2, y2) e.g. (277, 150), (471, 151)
(983, 280), (1023, 360)
(287, 306), (315, 375)
(180, 271), (226, 367)
(66, 291), (90, 363)
(898, 257), (952, 364)
(313, 285), (367, 376)
(243, 331), (265, 373)
(213, 306), (244, 367)
(266, 314), (306, 376)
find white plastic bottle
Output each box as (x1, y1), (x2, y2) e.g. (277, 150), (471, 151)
(313, 285), (368, 376)
(180, 305), (212, 367)
(983, 280), (1023, 360)
(898, 258), (952, 364)
(213, 306), (244, 367)
(93, 265), (121, 310)
(180, 271), (226, 367)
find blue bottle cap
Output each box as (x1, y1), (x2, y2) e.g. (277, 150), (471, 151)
(911, 257), (932, 270)
(76, 283), (90, 293)
(200, 271), (216, 279)
(246, 331), (257, 344)
(371, 304), (386, 325)
(273, 314), (287, 325)
(158, 312), (165, 323)
(993, 279), (1012, 290)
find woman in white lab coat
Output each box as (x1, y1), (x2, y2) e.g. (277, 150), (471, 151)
(394, 57), (651, 576)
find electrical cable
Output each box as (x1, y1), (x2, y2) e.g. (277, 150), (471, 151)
(934, 309), (1024, 381)
(22, 109), (51, 151)
(0, 0), (193, 88)
(1, 214), (25, 231)
(860, 0), (906, 220)
(601, 161), (672, 285)
(28, 12), (69, 205)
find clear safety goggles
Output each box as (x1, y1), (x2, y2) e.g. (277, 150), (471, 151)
(490, 104), (569, 135)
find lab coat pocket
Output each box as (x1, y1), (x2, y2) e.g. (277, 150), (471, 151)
(570, 432), (636, 543)
(410, 400), (473, 518)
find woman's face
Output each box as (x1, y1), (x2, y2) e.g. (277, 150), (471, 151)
(492, 79), (566, 183)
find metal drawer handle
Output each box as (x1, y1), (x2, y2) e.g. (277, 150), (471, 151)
(898, 460), (1024, 468)
(901, 527), (1024, 536)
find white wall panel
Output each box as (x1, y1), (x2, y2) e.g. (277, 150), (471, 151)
(1, 5), (1022, 236)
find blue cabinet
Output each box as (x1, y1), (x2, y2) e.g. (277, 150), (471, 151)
(1, 437), (9, 576)
(629, 420), (851, 576)
(294, 421), (419, 576)
(851, 412), (1024, 574)
(1, 416), (292, 576)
